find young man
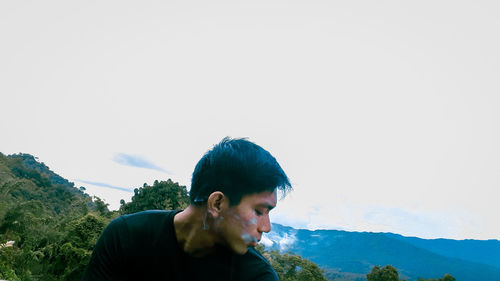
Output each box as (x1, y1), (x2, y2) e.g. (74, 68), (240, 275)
(82, 137), (291, 281)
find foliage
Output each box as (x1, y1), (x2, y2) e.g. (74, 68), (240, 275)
(119, 179), (189, 214)
(256, 244), (328, 281)
(0, 153), (113, 281)
(366, 265), (455, 281)
(367, 265), (402, 281)
(6, 153), (84, 196)
(39, 214), (108, 280)
(93, 196), (111, 218)
(0, 245), (22, 281)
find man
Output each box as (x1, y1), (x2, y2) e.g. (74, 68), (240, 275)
(82, 137), (291, 280)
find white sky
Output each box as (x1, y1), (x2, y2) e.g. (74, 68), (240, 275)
(1, 0), (499, 240)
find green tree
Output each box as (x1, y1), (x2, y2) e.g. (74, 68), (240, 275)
(0, 245), (22, 281)
(93, 196), (112, 217)
(441, 274), (456, 281)
(367, 265), (401, 281)
(256, 244), (328, 281)
(40, 214), (108, 280)
(120, 179), (189, 214)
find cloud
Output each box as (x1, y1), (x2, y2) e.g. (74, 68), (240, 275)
(112, 153), (171, 174)
(262, 229), (298, 252)
(260, 235), (275, 248)
(77, 179), (133, 192)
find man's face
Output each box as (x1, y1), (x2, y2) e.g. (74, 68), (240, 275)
(217, 190), (277, 255)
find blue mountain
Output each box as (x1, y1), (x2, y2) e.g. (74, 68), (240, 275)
(262, 223), (500, 281)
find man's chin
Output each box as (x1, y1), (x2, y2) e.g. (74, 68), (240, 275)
(232, 245), (250, 255)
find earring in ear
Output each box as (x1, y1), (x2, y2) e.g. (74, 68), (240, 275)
(202, 211), (209, 230)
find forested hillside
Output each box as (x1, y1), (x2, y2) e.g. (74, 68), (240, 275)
(0, 153), (327, 281)
(0, 153), (115, 280)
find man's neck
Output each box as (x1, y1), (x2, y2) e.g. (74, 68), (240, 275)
(173, 205), (219, 257)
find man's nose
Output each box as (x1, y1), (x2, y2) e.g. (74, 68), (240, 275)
(258, 214), (271, 233)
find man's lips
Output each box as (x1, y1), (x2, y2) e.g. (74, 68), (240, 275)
(250, 235), (262, 246)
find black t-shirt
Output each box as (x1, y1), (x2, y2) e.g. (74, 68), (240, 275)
(82, 210), (278, 281)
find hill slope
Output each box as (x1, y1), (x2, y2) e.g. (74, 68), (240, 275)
(0, 152), (112, 281)
(384, 232), (500, 269)
(0, 153), (91, 216)
(263, 223), (500, 281)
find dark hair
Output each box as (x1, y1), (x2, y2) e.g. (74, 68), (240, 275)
(190, 137), (291, 206)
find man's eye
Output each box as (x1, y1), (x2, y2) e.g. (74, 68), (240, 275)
(255, 209), (263, 216)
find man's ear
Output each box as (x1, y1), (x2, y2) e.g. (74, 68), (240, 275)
(206, 191), (228, 218)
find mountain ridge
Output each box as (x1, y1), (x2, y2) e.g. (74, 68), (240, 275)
(263, 223), (500, 281)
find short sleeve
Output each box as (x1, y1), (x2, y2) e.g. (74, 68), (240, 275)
(81, 216), (129, 281)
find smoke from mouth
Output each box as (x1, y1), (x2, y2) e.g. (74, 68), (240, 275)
(241, 233), (258, 243)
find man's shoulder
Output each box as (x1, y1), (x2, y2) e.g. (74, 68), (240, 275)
(120, 209), (179, 220)
(233, 247), (278, 281)
(245, 247), (272, 266)
(103, 210), (179, 248)
(82, 210), (182, 281)
(114, 209), (178, 229)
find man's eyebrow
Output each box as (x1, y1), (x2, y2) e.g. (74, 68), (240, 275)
(256, 203), (275, 211)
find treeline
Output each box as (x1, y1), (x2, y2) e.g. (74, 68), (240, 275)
(366, 265), (455, 281)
